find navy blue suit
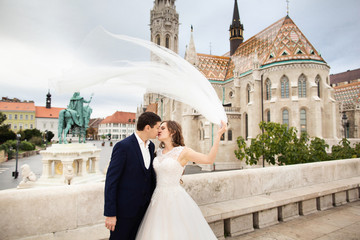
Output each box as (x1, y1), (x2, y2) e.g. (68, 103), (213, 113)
(104, 134), (156, 240)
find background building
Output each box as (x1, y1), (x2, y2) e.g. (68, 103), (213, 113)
(0, 97), (36, 132)
(35, 91), (64, 141)
(98, 111), (136, 141)
(331, 68), (360, 138)
(88, 118), (104, 140)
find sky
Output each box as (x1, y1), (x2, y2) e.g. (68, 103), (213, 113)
(0, 0), (359, 118)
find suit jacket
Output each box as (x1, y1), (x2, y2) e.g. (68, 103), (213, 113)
(104, 133), (156, 218)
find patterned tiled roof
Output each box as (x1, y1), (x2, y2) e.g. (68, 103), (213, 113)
(101, 111), (136, 124)
(196, 54), (230, 81)
(334, 82), (360, 107)
(229, 16), (325, 79)
(0, 102), (35, 112)
(194, 16), (325, 82)
(35, 106), (65, 119)
(330, 68), (360, 85)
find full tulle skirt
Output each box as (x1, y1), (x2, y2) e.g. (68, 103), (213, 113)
(135, 186), (217, 240)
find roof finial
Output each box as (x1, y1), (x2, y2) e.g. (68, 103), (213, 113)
(286, 0), (290, 16)
(191, 25), (193, 32)
(209, 42), (212, 55)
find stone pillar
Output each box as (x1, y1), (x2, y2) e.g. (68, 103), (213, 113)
(300, 199), (317, 215)
(279, 203), (299, 221)
(80, 158), (88, 177)
(254, 208), (278, 229)
(93, 157), (101, 174)
(40, 160), (51, 178)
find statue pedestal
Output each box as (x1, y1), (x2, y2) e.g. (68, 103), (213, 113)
(36, 143), (104, 186)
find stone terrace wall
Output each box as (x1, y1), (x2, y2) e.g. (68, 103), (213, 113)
(183, 158), (360, 206)
(0, 158), (359, 240)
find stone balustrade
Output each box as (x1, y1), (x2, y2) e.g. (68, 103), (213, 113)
(182, 158), (360, 239)
(0, 158), (359, 240)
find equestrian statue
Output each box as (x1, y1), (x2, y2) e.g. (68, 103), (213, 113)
(58, 92), (93, 144)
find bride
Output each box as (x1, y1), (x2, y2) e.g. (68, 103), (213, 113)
(136, 120), (227, 240)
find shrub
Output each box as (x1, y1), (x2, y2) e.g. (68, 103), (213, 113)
(29, 136), (43, 146)
(20, 141), (35, 151)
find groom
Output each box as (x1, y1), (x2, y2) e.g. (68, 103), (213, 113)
(104, 112), (161, 240)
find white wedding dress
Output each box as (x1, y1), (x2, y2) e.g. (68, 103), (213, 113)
(136, 146), (217, 240)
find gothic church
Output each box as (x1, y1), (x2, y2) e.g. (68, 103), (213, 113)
(142, 0), (339, 169)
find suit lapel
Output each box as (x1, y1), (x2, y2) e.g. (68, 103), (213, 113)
(130, 134), (147, 174)
(149, 143), (155, 167)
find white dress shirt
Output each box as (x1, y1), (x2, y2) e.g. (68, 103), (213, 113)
(134, 132), (151, 169)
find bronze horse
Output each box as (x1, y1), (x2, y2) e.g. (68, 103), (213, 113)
(58, 106), (92, 144)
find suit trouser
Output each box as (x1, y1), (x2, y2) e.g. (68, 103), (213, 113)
(109, 204), (148, 240)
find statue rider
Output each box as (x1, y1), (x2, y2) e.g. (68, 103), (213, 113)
(67, 92), (92, 127)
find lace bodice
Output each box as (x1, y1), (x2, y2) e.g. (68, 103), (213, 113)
(153, 146), (184, 188)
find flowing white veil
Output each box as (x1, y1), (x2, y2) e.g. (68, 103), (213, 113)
(53, 27), (227, 125)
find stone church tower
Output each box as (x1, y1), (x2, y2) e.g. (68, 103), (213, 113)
(142, 0), (182, 120)
(150, 0), (179, 53)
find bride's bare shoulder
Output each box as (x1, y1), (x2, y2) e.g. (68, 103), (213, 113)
(180, 146), (194, 158)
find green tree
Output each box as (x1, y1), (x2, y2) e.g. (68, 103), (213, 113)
(234, 122), (334, 166)
(0, 112), (16, 144)
(235, 122), (305, 165)
(330, 138), (355, 160)
(309, 137), (329, 162)
(0, 112), (6, 125)
(279, 132), (310, 165)
(45, 131), (54, 142)
(354, 142), (360, 158)
(23, 129), (42, 141)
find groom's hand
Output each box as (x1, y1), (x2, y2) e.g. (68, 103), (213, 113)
(105, 216), (117, 231)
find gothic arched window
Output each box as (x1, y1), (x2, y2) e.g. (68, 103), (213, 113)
(228, 130), (233, 141)
(245, 113), (249, 140)
(282, 109), (289, 128)
(247, 84), (251, 103)
(315, 75), (321, 98)
(265, 78), (272, 100)
(267, 110), (271, 122)
(281, 76), (289, 98)
(300, 109), (307, 133)
(298, 74), (307, 98)
(165, 35), (170, 49)
(156, 35), (161, 45)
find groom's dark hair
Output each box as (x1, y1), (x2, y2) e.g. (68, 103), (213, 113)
(137, 112), (161, 131)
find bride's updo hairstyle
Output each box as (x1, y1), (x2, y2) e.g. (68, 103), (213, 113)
(160, 120), (185, 148)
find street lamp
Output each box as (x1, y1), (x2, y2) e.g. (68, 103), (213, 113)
(44, 130), (48, 148)
(342, 112), (348, 138)
(12, 134), (21, 179)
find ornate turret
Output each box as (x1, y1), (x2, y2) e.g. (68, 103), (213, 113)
(150, 0), (179, 53)
(185, 25), (199, 66)
(46, 90), (51, 109)
(229, 0), (244, 56)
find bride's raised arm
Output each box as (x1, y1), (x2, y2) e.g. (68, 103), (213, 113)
(179, 121), (227, 166)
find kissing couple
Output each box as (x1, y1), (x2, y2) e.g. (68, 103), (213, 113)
(104, 112), (227, 240)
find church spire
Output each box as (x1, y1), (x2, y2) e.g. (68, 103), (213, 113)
(46, 90), (51, 109)
(229, 0), (244, 56)
(185, 25), (198, 66)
